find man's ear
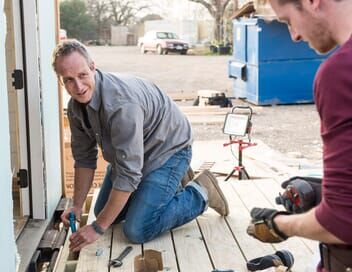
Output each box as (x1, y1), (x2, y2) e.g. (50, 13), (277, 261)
(57, 75), (64, 86)
(89, 61), (96, 72)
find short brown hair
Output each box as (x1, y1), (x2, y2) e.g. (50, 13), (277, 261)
(277, 0), (302, 9)
(277, 0), (342, 8)
(52, 39), (93, 74)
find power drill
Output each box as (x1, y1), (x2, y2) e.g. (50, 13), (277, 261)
(275, 177), (322, 214)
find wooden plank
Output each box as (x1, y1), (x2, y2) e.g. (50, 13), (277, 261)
(54, 228), (73, 272)
(76, 189), (112, 272)
(197, 209), (247, 271)
(75, 228), (112, 272)
(231, 179), (315, 272)
(56, 193), (95, 271)
(180, 105), (230, 114)
(210, 157), (276, 179)
(220, 179), (275, 261)
(168, 91), (197, 101)
(245, 139), (299, 177)
(86, 189), (99, 224)
(110, 224), (141, 272)
(144, 231), (178, 272)
(191, 140), (277, 179)
(172, 220), (213, 272)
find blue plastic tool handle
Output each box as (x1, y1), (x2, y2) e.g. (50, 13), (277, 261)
(69, 211), (77, 233)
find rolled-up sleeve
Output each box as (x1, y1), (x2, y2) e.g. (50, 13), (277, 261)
(109, 103), (144, 192)
(68, 108), (98, 169)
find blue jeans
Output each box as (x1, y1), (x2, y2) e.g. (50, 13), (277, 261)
(94, 146), (207, 243)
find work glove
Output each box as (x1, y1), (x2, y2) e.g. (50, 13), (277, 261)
(247, 207), (289, 243)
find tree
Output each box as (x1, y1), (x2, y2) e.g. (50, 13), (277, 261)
(60, 0), (94, 41)
(188, 0), (232, 43)
(108, 0), (149, 26)
(87, 0), (110, 42)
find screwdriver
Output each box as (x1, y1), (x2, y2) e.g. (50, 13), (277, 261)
(69, 211), (77, 233)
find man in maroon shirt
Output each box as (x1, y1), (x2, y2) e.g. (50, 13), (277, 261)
(246, 0), (352, 271)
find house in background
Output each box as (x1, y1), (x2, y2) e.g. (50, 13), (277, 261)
(1, 0), (63, 270)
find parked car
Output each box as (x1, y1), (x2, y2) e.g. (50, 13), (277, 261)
(138, 31), (189, 55)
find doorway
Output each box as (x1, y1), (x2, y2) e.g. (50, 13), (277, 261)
(5, 0), (31, 239)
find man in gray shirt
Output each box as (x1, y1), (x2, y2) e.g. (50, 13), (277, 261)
(52, 40), (229, 251)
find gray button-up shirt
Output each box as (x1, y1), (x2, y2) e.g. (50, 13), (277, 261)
(67, 70), (193, 192)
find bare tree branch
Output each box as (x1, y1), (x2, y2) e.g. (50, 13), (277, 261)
(109, 0), (149, 25)
(189, 0), (215, 16)
(188, 0), (232, 42)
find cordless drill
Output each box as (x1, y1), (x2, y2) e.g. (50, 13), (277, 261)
(275, 176), (322, 214)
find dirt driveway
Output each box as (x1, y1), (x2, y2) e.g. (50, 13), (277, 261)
(88, 46), (322, 164)
(89, 46), (233, 94)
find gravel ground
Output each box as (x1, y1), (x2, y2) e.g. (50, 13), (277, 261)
(88, 46), (323, 164)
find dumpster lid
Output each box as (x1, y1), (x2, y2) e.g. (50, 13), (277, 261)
(231, 0), (277, 21)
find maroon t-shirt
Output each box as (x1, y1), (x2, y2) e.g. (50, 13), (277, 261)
(314, 36), (352, 245)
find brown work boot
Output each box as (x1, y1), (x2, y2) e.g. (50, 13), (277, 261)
(194, 170), (229, 216)
(181, 167), (195, 187)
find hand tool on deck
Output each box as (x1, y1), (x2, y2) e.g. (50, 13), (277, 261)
(109, 246), (133, 267)
(69, 211), (77, 233)
(246, 250), (294, 271)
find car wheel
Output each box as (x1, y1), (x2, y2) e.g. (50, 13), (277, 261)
(156, 45), (164, 55)
(140, 44), (146, 54)
(180, 50), (187, 55)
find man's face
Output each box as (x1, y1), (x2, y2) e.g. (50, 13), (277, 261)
(56, 51), (96, 104)
(269, 0), (337, 54)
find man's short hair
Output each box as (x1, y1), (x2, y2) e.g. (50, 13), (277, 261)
(52, 39), (93, 74)
(277, 0), (303, 9)
(277, 0), (342, 8)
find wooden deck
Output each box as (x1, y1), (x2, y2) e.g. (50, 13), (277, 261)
(56, 140), (321, 272)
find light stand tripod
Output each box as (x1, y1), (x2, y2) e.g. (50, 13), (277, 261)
(222, 106), (257, 181)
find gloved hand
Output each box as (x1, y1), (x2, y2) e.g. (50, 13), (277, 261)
(247, 207), (289, 243)
(277, 176), (322, 213)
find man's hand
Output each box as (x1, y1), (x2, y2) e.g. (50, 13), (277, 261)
(61, 206), (82, 228)
(247, 207), (289, 243)
(69, 224), (101, 252)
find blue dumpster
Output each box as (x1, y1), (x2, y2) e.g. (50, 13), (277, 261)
(228, 18), (328, 105)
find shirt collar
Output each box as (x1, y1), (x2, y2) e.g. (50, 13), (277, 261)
(87, 69), (102, 111)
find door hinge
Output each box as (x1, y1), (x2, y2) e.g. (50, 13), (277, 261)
(12, 69), (24, 90)
(17, 169), (28, 188)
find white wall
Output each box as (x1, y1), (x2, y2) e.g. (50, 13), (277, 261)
(111, 25), (129, 45)
(37, 0), (62, 218)
(0, 0), (17, 270)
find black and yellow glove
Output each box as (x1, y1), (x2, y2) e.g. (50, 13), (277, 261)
(247, 208), (289, 243)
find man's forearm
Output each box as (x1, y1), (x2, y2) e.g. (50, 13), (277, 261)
(274, 208), (344, 244)
(73, 167), (95, 209)
(95, 189), (131, 230)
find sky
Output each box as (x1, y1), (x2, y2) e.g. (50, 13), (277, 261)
(138, 0), (212, 20)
